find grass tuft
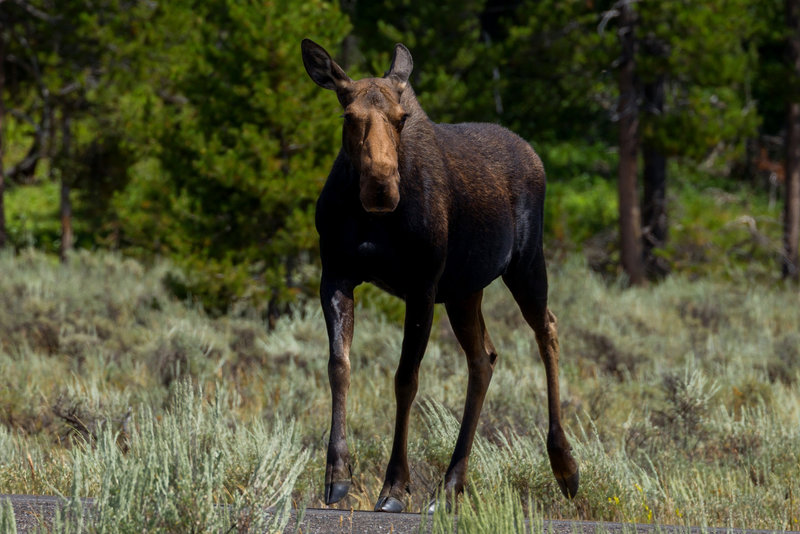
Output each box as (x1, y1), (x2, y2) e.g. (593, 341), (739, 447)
(0, 498), (17, 534)
(49, 381), (308, 533)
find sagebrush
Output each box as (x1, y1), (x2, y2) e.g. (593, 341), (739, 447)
(0, 249), (798, 531)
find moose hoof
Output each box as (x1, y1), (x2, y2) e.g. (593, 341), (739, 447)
(426, 497), (452, 515)
(374, 496), (405, 513)
(325, 481), (351, 505)
(555, 468), (580, 499)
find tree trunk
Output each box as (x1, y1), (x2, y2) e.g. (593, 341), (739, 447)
(0, 36), (6, 249)
(784, 0), (800, 280)
(617, 2), (645, 286)
(642, 75), (669, 279)
(60, 116), (73, 262)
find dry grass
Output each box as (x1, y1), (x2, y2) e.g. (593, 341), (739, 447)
(0, 249), (798, 531)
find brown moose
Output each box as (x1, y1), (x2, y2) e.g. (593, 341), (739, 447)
(301, 39), (579, 513)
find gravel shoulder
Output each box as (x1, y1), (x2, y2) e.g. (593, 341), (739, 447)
(2, 494), (795, 534)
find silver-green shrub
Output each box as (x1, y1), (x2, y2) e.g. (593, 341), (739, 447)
(51, 382), (307, 533)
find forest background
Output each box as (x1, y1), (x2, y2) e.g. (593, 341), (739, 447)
(1, 0), (799, 316)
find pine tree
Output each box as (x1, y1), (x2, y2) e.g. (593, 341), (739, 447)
(116, 0), (352, 315)
(505, 0), (758, 282)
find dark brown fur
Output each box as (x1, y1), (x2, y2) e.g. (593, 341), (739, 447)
(302, 39), (579, 513)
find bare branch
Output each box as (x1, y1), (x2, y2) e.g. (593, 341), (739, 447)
(4, 53), (37, 82)
(599, 0), (640, 34)
(598, 9), (620, 34)
(9, 109), (39, 131)
(57, 81), (82, 97)
(3, 105), (50, 183)
(8, 0), (53, 22)
(7, 23), (50, 101)
(3, 139), (42, 183)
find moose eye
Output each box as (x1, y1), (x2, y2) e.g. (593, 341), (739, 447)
(397, 113), (409, 129)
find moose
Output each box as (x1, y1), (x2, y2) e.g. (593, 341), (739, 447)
(301, 39), (579, 513)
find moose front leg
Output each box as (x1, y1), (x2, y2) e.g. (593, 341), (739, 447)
(321, 275), (356, 505)
(375, 288), (436, 513)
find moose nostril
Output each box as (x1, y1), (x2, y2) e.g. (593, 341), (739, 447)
(360, 176), (400, 213)
(375, 180), (392, 196)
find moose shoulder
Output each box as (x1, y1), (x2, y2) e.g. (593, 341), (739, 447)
(302, 38), (579, 513)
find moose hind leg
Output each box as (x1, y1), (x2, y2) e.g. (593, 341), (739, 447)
(503, 256), (579, 499)
(428, 290), (498, 512)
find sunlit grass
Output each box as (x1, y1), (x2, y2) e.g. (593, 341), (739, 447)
(1, 382), (308, 533)
(0, 249), (798, 531)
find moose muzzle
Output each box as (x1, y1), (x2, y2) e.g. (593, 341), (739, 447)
(360, 172), (400, 213)
(359, 139), (401, 213)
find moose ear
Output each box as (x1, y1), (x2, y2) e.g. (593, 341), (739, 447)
(385, 43), (413, 91)
(301, 39), (352, 91)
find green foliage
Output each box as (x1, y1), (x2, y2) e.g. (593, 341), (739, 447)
(646, 26), (758, 162)
(503, 0), (759, 163)
(4, 144), (133, 253)
(1, 0), (154, 254)
(501, 0), (616, 143)
(541, 141), (618, 246)
(345, 0), (498, 123)
(113, 0), (350, 315)
(750, 0), (799, 135)
(662, 163), (784, 280)
(535, 154), (783, 280)
(2, 0), (797, 310)
(548, 177), (617, 245)
(4, 181), (62, 252)
(634, 0), (760, 167)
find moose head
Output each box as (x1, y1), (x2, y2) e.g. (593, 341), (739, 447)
(302, 39), (413, 213)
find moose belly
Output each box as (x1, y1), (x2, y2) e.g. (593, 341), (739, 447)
(356, 239), (433, 298)
(436, 231), (513, 302)
(356, 238), (512, 304)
